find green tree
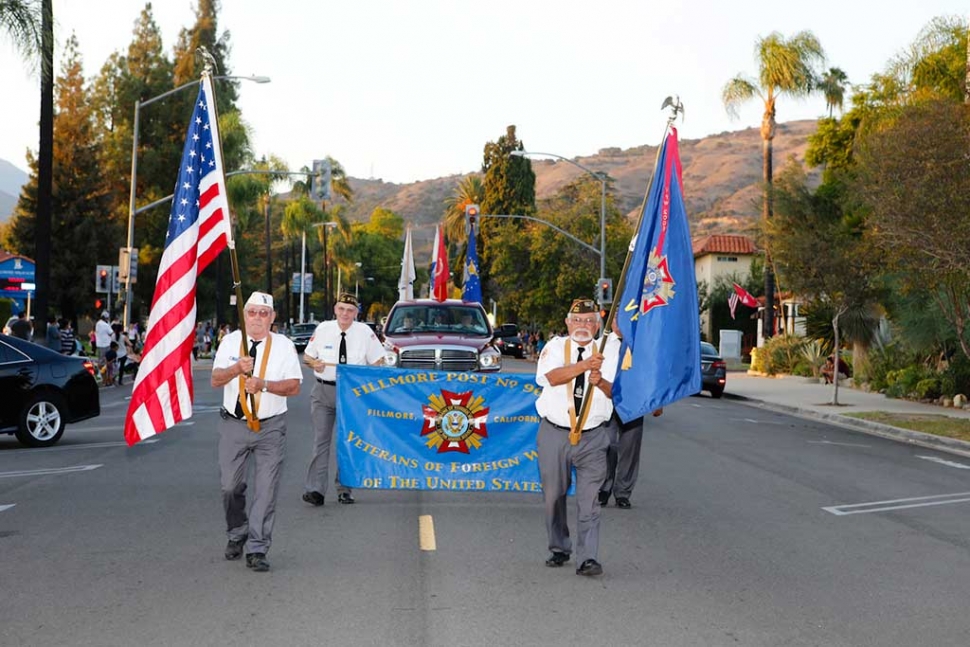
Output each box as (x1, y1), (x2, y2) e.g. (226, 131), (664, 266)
(171, 0), (237, 115)
(767, 159), (878, 401)
(854, 98), (970, 361)
(479, 125), (536, 306)
(6, 36), (116, 321)
(722, 30), (827, 339)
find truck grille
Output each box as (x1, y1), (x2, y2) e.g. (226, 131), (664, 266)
(399, 348), (478, 371)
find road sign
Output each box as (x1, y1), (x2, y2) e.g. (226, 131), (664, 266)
(291, 272), (313, 294)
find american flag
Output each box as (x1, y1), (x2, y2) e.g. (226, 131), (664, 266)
(124, 75), (231, 446)
(728, 282), (758, 320)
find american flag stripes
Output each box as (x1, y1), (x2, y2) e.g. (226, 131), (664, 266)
(124, 75), (231, 446)
(728, 282), (757, 320)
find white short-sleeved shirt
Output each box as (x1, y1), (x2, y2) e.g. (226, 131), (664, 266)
(304, 320), (385, 381)
(535, 335), (618, 429)
(213, 330), (303, 418)
(95, 319), (113, 348)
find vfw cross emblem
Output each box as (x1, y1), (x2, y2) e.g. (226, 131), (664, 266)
(421, 389), (489, 454)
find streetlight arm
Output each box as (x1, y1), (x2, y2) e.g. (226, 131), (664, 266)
(510, 150), (606, 180)
(140, 75), (271, 109)
(483, 214), (601, 258)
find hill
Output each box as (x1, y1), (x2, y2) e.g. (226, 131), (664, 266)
(339, 119), (820, 247)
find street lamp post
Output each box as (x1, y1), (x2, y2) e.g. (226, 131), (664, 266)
(354, 261), (363, 299)
(510, 150), (608, 305)
(124, 74), (271, 330)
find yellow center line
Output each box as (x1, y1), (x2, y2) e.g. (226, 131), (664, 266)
(418, 514), (437, 551)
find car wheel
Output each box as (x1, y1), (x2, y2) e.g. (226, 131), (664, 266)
(709, 386), (724, 399)
(16, 391), (67, 447)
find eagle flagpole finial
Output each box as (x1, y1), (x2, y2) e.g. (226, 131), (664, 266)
(197, 46), (218, 77)
(661, 95), (684, 124)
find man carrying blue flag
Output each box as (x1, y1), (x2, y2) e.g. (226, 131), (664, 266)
(462, 216), (483, 304)
(613, 127), (701, 422)
(535, 297), (618, 577)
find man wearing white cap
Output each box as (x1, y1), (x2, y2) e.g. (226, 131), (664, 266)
(302, 293), (384, 506)
(211, 292), (302, 573)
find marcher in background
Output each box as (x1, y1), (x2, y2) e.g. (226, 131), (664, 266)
(114, 327), (129, 386)
(10, 311), (32, 340)
(58, 318), (76, 355)
(302, 293), (385, 507)
(95, 311), (113, 361)
(598, 319), (662, 509)
(211, 292), (302, 573)
(104, 341), (119, 386)
(535, 297), (618, 577)
(44, 315), (60, 350)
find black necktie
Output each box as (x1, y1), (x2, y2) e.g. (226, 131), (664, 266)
(339, 332), (347, 365)
(574, 346), (585, 413)
(234, 340), (261, 418)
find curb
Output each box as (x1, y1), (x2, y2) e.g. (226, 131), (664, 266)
(724, 392), (970, 459)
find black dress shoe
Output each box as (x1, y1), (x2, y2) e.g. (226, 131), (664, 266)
(302, 491), (325, 506)
(576, 559), (603, 576)
(545, 552), (570, 567)
(245, 552), (270, 572)
(598, 491), (610, 506)
(338, 492), (355, 505)
(615, 497), (632, 509)
(224, 535), (246, 560)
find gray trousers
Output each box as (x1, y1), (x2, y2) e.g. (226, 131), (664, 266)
(601, 415), (645, 499)
(304, 381), (351, 497)
(218, 413), (287, 555)
(537, 418), (610, 565)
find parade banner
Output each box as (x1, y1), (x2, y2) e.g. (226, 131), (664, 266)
(335, 365), (544, 491)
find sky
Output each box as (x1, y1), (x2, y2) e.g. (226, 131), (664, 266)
(1, 1), (966, 185)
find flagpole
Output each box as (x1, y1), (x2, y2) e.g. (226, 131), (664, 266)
(569, 98), (684, 445)
(198, 48), (259, 431)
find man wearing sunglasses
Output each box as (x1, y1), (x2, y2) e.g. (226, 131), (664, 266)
(211, 292), (302, 573)
(302, 293), (385, 507)
(535, 297), (619, 577)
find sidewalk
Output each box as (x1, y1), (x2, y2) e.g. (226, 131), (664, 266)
(724, 372), (970, 457)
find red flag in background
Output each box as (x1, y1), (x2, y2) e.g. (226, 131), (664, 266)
(733, 283), (758, 306)
(432, 224), (449, 301)
(728, 282), (758, 320)
(123, 74), (231, 446)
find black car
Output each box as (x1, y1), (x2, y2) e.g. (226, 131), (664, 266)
(493, 323), (524, 358)
(0, 334), (100, 447)
(700, 341), (727, 398)
(287, 323), (317, 353)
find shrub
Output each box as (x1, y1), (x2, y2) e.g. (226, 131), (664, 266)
(914, 377), (942, 400)
(762, 334), (806, 375)
(941, 353), (970, 398)
(867, 340), (918, 392)
(800, 339), (830, 378)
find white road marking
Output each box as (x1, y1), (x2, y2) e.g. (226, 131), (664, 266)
(418, 514), (437, 551)
(808, 440), (872, 448)
(3, 439), (159, 454)
(71, 421), (195, 433)
(0, 464), (103, 479)
(916, 455), (970, 470)
(0, 504), (14, 513)
(823, 491), (970, 516)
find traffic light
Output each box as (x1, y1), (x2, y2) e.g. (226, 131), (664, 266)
(95, 265), (111, 293)
(95, 299), (103, 310)
(312, 159), (332, 201)
(465, 203), (479, 225)
(597, 278), (613, 305)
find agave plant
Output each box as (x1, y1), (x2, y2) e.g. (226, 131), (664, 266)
(801, 338), (831, 379)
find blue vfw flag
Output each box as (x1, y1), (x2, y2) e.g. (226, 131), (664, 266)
(462, 221), (483, 303)
(613, 127), (701, 422)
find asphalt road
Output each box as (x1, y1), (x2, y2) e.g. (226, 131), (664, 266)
(2, 358), (970, 646)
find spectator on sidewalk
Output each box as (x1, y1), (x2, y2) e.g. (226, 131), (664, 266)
(822, 354), (851, 384)
(59, 318), (76, 355)
(10, 311), (32, 340)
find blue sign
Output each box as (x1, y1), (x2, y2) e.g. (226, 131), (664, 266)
(0, 254), (36, 312)
(335, 365), (546, 492)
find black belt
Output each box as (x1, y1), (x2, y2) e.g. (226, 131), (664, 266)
(220, 408), (281, 423)
(316, 378), (336, 385)
(546, 419), (606, 433)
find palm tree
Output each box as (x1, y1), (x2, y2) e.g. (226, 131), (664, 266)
(0, 0), (40, 63)
(442, 174), (484, 244)
(820, 67), (849, 117)
(722, 30), (826, 340)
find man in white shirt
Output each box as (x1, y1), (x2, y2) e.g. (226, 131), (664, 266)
(211, 292), (302, 573)
(302, 293), (385, 506)
(94, 311), (113, 361)
(534, 297), (618, 577)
